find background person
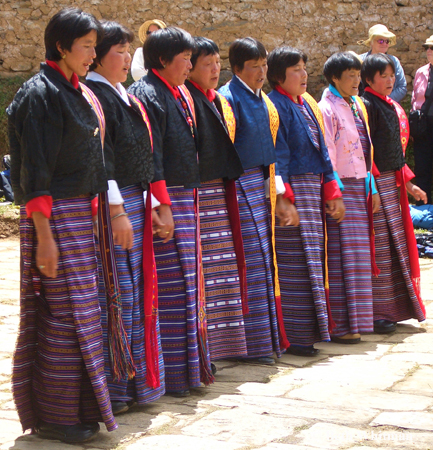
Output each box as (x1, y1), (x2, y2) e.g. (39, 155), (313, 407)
(131, 19), (166, 81)
(411, 35), (433, 205)
(358, 24), (407, 103)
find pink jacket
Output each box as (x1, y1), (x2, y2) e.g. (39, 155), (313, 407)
(411, 63), (431, 111)
(318, 90), (370, 179)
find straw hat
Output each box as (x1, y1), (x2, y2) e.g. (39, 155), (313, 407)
(357, 24), (397, 47)
(422, 35), (433, 48)
(138, 19), (167, 44)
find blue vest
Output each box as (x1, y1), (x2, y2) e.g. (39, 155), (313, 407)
(268, 89), (334, 184)
(218, 76), (276, 170)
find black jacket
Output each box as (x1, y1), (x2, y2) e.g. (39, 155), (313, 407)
(7, 63), (109, 205)
(127, 71), (200, 188)
(361, 91), (406, 173)
(185, 80), (244, 182)
(85, 80), (154, 190)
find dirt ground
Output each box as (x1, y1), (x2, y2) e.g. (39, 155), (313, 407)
(0, 207), (19, 238)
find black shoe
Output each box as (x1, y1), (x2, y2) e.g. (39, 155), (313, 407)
(330, 335), (361, 344)
(35, 420), (99, 443)
(211, 363), (217, 375)
(237, 356), (276, 365)
(166, 389), (190, 398)
(374, 319), (397, 334)
(111, 401), (130, 415)
(286, 345), (320, 356)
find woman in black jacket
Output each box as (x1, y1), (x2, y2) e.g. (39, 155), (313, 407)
(85, 21), (165, 415)
(7, 7), (116, 443)
(128, 27), (214, 396)
(361, 54), (427, 334)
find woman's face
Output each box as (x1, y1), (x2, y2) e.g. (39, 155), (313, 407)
(370, 36), (390, 54)
(58, 30), (98, 78)
(426, 46), (433, 65)
(147, 24), (160, 35)
(368, 64), (395, 97)
(278, 61), (307, 98)
(160, 50), (192, 86)
(332, 68), (361, 99)
(189, 52), (221, 91)
(96, 42), (131, 86)
(235, 57), (268, 91)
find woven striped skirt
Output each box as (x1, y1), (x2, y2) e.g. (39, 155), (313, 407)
(236, 167), (280, 358)
(327, 178), (374, 335)
(13, 198), (116, 432)
(275, 174), (329, 346)
(153, 187), (211, 392)
(198, 179), (247, 360)
(98, 185), (165, 404)
(373, 171), (425, 322)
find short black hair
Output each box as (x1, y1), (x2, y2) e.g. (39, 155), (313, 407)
(267, 46), (307, 89)
(143, 26), (195, 70)
(361, 53), (395, 86)
(90, 21), (134, 71)
(191, 37), (219, 68)
(45, 7), (103, 61)
(229, 37), (267, 73)
(323, 52), (362, 87)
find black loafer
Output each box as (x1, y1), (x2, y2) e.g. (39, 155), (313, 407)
(35, 420), (100, 443)
(166, 389), (190, 398)
(286, 345), (320, 357)
(211, 363), (217, 375)
(237, 356), (276, 365)
(374, 319), (397, 334)
(111, 401), (130, 415)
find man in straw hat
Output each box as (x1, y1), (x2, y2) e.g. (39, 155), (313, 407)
(131, 19), (166, 81)
(358, 24), (407, 103)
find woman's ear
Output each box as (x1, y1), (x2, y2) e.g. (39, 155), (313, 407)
(159, 57), (166, 69)
(56, 41), (65, 59)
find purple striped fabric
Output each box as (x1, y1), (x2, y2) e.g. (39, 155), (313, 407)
(295, 103), (320, 150)
(13, 198), (116, 432)
(198, 179), (247, 360)
(327, 178), (374, 335)
(153, 187), (212, 392)
(98, 185), (165, 404)
(353, 113), (370, 160)
(373, 171), (426, 322)
(236, 167), (281, 358)
(275, 174), (330, 346)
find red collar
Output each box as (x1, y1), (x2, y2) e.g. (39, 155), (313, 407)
(46, 60), (79, 89)
(188, 79), (216, 102)
(152, 69), (180, 100)
(364, 86), (393, 106)
(275, 85), (303, 105)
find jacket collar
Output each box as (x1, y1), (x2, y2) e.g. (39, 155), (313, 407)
(187, 79), (216, 102)
(231, 74), (262, 98)
(274, 85), (304, 105)
(44, 60), (79, 89)
(151, 69), (181, 100)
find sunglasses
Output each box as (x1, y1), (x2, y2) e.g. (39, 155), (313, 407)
(376, 39), (390, 45)
(425, 45), (433, 50)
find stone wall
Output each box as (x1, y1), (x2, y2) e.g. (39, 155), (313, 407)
(1, 0), (433, 97)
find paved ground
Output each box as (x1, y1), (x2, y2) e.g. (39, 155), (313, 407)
(0, 237), (432, 450)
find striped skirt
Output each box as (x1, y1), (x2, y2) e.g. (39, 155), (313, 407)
(236, 167), (280, 358)
(98, 185), (165, 404)
(275, 174), (329, 346)
(327, 178), (374, 335)
(199, 179), (247, 360)
(13, 198), (116, 432)
(373, 171), (425, 322)
(153, 187), (211, 392)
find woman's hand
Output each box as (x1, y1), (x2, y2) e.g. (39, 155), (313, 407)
(406, 181), (427, 204)
(275, 195), (300, 227)
(326, 197), (345, 223)
(32, 211), (59, 278)
(372, 193), (381, 214)
(151, 209), (165, 235)
(110, 204), (133, 250)
(156, 204), (175, 243)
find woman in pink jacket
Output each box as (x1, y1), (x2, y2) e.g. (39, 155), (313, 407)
(319, 52), (380, 344)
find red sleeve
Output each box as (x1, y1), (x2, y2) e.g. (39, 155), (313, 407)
(26, 195), (53, 219)
(91, 197), (98, 217)
(282, 182), (295, 204)
(151, 180), (171, 205)
(372, 161), (380, 178)
(323, 179), (342, 201)
(402, 164), (415, 182)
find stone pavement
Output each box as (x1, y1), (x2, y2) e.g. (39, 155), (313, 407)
(0, 237), (432, 450)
